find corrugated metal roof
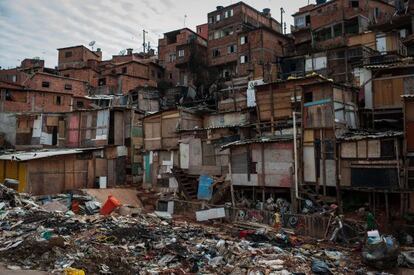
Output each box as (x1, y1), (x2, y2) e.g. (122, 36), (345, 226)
(221, 135), (293, 149)
(0, 149), (91, 161)
(338, 130), (403, 141)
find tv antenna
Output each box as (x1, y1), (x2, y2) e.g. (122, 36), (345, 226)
(143, 30), (148, 53)
(89, 41), (96, 51)
(119, 49), (126, 56)
(184, 14), (187, 27)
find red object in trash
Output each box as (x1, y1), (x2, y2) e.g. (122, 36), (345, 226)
(239, 230), (255, 238)
(71, 201), (80, 214)
(100, 195), (121, 215)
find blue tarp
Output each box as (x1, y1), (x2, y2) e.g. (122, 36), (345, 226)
(197, 175), (213, 200)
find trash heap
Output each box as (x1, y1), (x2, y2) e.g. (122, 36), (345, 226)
(0, 184), (412, 274)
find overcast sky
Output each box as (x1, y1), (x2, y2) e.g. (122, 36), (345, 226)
(0, 0), (308, 69)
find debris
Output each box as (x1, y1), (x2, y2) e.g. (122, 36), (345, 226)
(196, 207), (226, 221)
(311, 259), (332, 274)
(42, 201), (68, 212)
(362, 235), (400, 269)
(100, 195), (121, 215)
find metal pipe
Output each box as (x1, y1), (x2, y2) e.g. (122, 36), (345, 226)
(293, 111), (300, 200)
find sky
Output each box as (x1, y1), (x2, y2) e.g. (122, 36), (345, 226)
(0, 0), (308, 69)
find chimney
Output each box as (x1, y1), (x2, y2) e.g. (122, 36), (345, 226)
(127, 48), (133, 55)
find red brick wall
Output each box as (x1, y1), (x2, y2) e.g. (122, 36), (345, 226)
(309, 0), (394, 30)
(196, 23), (208, 40)
(60, 68), (99, 87)
(1, 90), (72, 112)
(58, 46), (101, 69)
(26, 73), (88, 97)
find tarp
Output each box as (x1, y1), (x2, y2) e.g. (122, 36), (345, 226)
(197, 175), (213, 200)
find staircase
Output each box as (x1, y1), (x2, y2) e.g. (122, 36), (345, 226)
(171, 168), (199, 200)
(300, 185), (337, 207)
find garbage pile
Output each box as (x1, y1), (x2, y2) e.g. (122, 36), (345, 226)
(0, 184), (412, 274)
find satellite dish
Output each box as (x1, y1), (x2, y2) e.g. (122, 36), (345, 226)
(119, 49), (126, 56)
(89, 41), (96, 51)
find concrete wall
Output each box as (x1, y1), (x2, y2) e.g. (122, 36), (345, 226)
(0, 112), (16, 146)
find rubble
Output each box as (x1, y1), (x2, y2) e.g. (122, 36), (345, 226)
(2, 184), (413, 274)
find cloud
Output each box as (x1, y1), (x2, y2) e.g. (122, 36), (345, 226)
(0, 0), (301, 69)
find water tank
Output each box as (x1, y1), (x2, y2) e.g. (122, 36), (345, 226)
(263, 8), (271, 16)
(216, 6), (224, 10)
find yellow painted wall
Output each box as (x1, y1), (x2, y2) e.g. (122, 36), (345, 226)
(0, 160), (27, 192)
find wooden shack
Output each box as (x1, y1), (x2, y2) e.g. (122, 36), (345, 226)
(0, 149), (102, 194)
(255, 75), (327, 132)
(338, 131), (404, 189)
(301, 81), (358, 195)
(143, 109), (203, 151)
(223, 137), (294, 189)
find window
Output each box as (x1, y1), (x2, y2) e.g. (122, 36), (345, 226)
(198, 27), (202, 33)
(169, 53), (176, 62)
(212, 49), (220, 57)
(350, 0), (359, 8)
(169, 73), (173, 79)
(64, 84), (72, 90)
(295, 16), (306, 28)
(227, 44), (237, 53)
(208, 16), (215, 24)
(42, 81), (50, 88)
(304, 92), (313, 103)
(214, 31), (222, 39)
(223, 70), (231, 78)
(216, 14), (221, 22)
(11, 75), (16, 82)
(333, 24), (342, 37)
(122, 67), (127, 74)
(374, 7), (380, 18)
(76, 101), (84, 108)
(178, 49), (185, 57)
(224, 9), (233, 18)
(240, 55), (248, 64)
(5, 90), (12, 101)
(381, 140), (395, 158)
(55, 95), (62, 105)
(240, 36), (248, 45)
(98, 78), (106, 86)
(64, 74), (70, 77)
(65, 51), (72, 58)
(223, 27), (233, 36)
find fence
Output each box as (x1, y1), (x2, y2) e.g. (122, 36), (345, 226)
(172, 199), (330, 239)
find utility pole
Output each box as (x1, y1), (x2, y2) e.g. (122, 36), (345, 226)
(280, 7), (285, 33)
(184, 14), (187, 27)
(143, 29), (148, 53)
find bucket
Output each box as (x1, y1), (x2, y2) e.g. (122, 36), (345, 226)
(100, 195), (121, 215)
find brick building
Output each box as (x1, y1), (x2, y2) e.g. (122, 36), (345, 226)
(207, 2), (287, 81)
(158, 28), (208, 87)
(291, 0), (395, 50)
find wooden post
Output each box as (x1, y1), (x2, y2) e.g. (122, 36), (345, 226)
(270, 85), (275, 134)
(385, 192), (389, 222)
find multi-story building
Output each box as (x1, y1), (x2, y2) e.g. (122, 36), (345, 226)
(207, 2), (288, 82)
(158, 28), (208, 87)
